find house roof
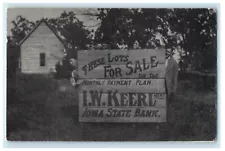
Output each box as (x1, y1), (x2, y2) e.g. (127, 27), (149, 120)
(19, 18), (68, 49)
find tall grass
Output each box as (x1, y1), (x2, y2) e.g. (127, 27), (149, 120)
(7, 73), (217, 141)
(7, 74), (58, 138)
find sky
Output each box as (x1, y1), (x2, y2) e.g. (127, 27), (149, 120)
(7, 8), (99, 35)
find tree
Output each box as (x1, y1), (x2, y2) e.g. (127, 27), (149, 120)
(95, 9), (161, 49)
(95, 8), (217, 71)
(46, 11), (92, 58)
(9, 15), (35, 45)
(164, 9), (217, 70)
(7, 15), (35, 77)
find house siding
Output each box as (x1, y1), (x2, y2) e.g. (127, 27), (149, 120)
(20, 22), (65, 74)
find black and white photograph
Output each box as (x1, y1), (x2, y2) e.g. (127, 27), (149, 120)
(6, 7), (217, 141)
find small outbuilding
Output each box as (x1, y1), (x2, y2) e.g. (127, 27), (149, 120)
(19, 18), (67, 74)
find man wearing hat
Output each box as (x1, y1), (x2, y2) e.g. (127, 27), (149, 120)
(165, 50), (179, 102)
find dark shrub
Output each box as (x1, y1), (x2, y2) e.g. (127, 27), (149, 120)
(178, 71), (216, 91)
(55, 59), (74, 79)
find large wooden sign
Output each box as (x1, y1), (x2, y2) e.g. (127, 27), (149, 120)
(78, 49), (166, 122)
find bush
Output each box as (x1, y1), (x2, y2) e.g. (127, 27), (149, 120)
(7, 46), (20, 79)
(178, 71), (216, 91)
(55, 60), (74, 79)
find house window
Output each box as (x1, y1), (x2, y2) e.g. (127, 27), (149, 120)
(40, 53), (46, 66)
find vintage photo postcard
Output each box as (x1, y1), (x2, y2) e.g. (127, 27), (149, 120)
(7, 8), (217, 141)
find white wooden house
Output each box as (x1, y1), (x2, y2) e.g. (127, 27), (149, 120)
(19, 18), (67, 74)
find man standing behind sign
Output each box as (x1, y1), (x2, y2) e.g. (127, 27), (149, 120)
(155, 39), (178, 102)
(165, 51), (178, 102)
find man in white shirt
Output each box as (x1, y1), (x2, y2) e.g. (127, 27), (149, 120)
(165, 51), (179, 102)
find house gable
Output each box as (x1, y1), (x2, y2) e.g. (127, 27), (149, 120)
(21, 22), (64, 50)
(20, 19), (66, 73)
(19, 19), (67, 48)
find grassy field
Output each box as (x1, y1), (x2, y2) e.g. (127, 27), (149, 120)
(7, 74), (217, 141)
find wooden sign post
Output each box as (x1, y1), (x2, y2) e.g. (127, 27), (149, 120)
(78, 49), (166, 123)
